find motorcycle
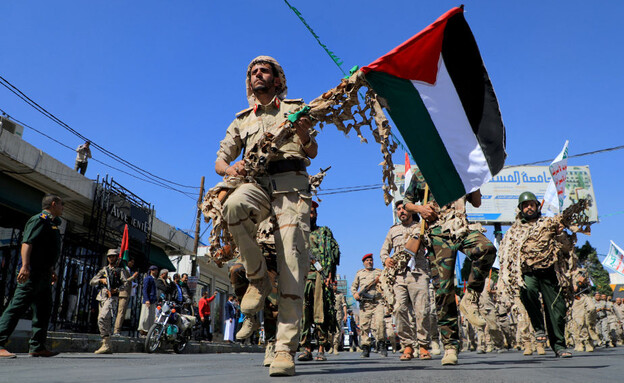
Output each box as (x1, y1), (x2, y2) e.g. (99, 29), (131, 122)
(145, 300), (196, 354)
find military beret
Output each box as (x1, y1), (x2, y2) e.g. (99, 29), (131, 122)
(362, 253), (373, 262)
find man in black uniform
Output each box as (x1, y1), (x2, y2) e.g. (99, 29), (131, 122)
(0, 194), (64, 358)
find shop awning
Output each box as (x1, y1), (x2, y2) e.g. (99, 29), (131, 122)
(148, 244), (176, 272)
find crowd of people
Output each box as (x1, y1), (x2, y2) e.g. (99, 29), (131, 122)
(0, 55), (614, 380)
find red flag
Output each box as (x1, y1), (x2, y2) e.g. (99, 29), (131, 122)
(120, 224), (130, 265)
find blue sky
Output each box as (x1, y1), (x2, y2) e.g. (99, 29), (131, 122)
(1, 1), (623, 285)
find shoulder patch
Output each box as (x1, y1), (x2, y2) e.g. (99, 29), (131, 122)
(235, 107), (253, 118)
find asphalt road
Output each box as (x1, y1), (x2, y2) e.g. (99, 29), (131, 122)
(1, 346), (622, 383)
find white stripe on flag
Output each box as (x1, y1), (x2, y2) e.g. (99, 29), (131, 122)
(412, 56), (492, 193)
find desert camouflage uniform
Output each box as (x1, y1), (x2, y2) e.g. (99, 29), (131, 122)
(217, 57), (317, 354)
(331, 292), (347, 350)
(570, 278), (595, 349)
(380, 221), (431, 349)
(300, 226), (340, 349)
(479, 279), (504, 350)
(595, 298), (610, 345)
(351, 268), (385, 346)
(90, 265), (126, 338)
(605, 300), (620, 344)
(404, 173), (496, 350)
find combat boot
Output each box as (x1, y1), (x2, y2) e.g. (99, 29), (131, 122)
(430, 341), (441, 355)
(379, 341), (388, 357)
(263, 341), (276, 367)
(94, 337), (113, 354)
(523, 342), (534, 356)
(441, 346), (458, 366)
(536, 342), (546, 355)
(361, 344), (370, 358)
(584, 341), (594, 352)
(269, 351), (295, 376)
(240, 276), (271, 314)
(236, 315), (260, 340)
(459, 290), (486, 328)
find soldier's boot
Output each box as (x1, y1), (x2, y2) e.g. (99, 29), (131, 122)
(536, 342), (546, 355)
(269, 351), (295, 377)
(361, 345), (370, 358)
(262, 341), (276, 367)
(441, 346), (458, 366)
(459, 290), (486, 328)
(584, 341), (594, 352)
(379, 341), (388, 357)
(236, 315), (260, 340)
(574, 343), (585, 352)
(485, 344), (494, 353)
(94, 337), (113, 354)
(430, 341), (441, 355)
(523, 342), (534, 356)
(240, 276), (271, 315)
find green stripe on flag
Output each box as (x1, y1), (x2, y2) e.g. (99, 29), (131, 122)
(365, 71), (465, 205)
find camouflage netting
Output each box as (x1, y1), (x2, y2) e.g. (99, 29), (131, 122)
(497, 199), (593, 304)
(201, 71), (399, 265)
(377, 249), (413, 315)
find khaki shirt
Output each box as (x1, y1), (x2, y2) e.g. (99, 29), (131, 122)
(380, 221), (429, 274)
(595, 299), (607, 318)
(351, 268), (382, 300)
(613, 303), (624, 321)
(89, 266), (127, 302)
(216, 97), (316, 166)
(75, 144), (92, 162)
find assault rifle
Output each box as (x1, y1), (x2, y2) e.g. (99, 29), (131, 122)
(356, 276), (380, 302)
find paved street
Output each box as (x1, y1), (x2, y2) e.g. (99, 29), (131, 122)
(2, 346), (623, 383)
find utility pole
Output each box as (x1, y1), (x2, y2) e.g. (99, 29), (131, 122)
(191, 176), (205, 277)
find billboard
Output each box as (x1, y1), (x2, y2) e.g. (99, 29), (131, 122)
(466, 165), (598, 225)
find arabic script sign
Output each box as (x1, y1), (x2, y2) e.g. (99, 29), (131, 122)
(466, 165), (598, 224)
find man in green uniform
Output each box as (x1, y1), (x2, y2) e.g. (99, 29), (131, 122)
(215, 56), (317, 377)
(297, 201), (340, 362)
(403, 172), (496, 365)
(498, 191), (577, 358)
(0, 194), (64, 358)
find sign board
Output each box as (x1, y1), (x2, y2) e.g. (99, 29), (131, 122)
(466, 165), (598, 225)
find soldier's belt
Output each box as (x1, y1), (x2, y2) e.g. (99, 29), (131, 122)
(267, 159), (306, 175)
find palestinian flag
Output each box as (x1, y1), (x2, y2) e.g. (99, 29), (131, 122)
(361, 7), (506, 207)
(119, 224), (130, 266)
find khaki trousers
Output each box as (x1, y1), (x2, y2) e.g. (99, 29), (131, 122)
(393, 271), (430, 348)
(359, 300), (385, 346)
(98, 297), (118, 338)
(222, 173), (311, 353)
(114, 296), (129, 334)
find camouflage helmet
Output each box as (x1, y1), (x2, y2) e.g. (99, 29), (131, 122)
(245, 56), (288, 107)
(518, 191), (539, 208)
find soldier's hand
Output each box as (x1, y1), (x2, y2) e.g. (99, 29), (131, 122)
(418, 203), (438, 223)
(294, 116), (312, 143)
(354, 293), (360, 301)
(384, 258), (395, 268)
(145, 301), (151, 307)
(17, 266), (30, 284)
(225, 160), (247, 177)
(51, 272), (57, 285)
(100, 278), (107, 285)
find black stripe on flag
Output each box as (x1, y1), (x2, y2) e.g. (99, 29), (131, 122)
(441, 12), (507, 175)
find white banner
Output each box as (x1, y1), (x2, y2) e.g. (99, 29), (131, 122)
(602, 240), (624, 277)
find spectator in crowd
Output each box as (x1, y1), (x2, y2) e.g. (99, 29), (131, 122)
(224, 295), (237, 343)
(156, 269), (172, 302)
(199, 290), (217, 341)
(138, 266), (158, 336)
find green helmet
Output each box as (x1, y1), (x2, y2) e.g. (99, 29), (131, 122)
(518, 191), (539, 208)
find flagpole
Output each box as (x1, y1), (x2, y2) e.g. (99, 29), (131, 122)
(192, 176), (205, 278)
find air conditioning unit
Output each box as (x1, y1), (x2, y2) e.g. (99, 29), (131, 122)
(0, 116), (24, 137)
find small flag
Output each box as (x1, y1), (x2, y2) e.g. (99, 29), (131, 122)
(361, 7), (506, 206)
(602, 240), (624, 277)
(119, 224), (130, 266)
(404, 153), (413, 186)
(543, 140), (569, 216)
